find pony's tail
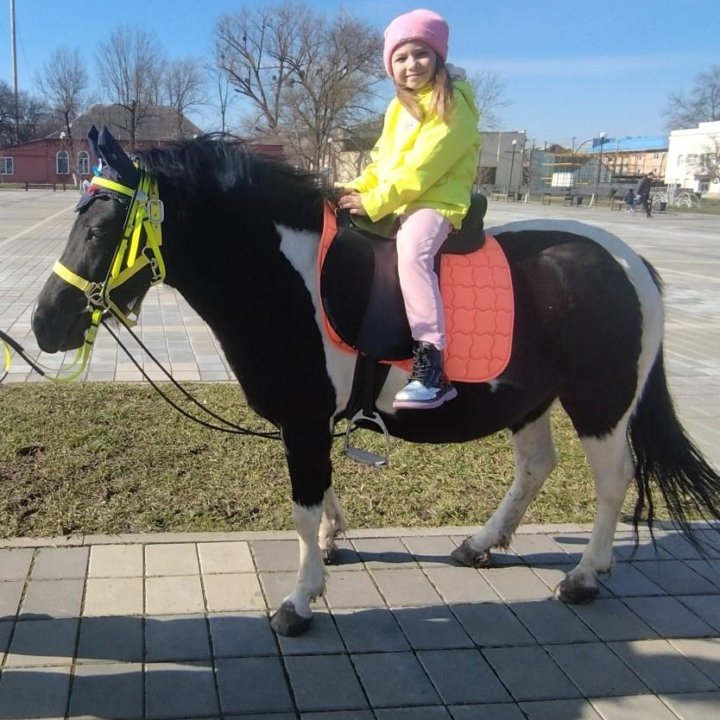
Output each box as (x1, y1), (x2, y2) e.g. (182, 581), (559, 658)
(629, 346), (720, 547)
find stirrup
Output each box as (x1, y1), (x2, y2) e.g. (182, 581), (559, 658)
(344, 409), (390, 467)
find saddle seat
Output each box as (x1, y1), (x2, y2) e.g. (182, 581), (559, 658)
(319, 194), (514, 383)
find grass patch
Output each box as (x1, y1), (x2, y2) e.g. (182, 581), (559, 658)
(0, 382), (646, 538)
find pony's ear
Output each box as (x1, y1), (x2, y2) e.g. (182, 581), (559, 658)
(97, 125), (140, 188)
(87, 125), (100, 162)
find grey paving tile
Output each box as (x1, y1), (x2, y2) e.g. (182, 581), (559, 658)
(401, 535), (458, 567)
(677, 594), (720, 632)
(0, 581), (23, 619)
(77, 616), (144, 663)
(31, 546), (89, 579)
(509, 533), (572, 565)
(655, 532), (706, 560)
(632, 559), (719, 594)
(451, 602), (535, 647)
(324, 570), (386, 609)
(392, 605), (474, 650)
(418, 648), (512, 704)
(569, 598), (658, 642)
(449, 704), (526, 720)
(251, 539), (298, 572)
(622, 595), (717, 637)
(669, 637), (720, 685)
(482, 646), (581, 701)
(229, 715), (296, 720)
(351, 537), (418, 568)
(660, 691), (720, 720)
(0, 549), (33, 580)
(20, 578), (84, 618)
(259, 570), (301, 610)
(285, 654), (368, 712)
(599, 562), (666, 597)
(511, 600), (597, 644)
(375, 708), (451, 719)
(145, 542), (200, 576)
(608, 639), (717, 693)
(371, 568), (443, 606)
(208, 612), (278, 657)
(146, 614), (211, 661)
(216, 657), (294, 715)
(323, 538), (362, 570)
(548, 533), (590, 562)
(480, 566), (554, 601)
(302, 712), (374, 720)
(145, 661), (219, 719)
(5, 617), (78, 667)
(520, 698), (603, 720)
(352, 651), (441, 708)
(612, 536), (672, 562)
(278, 609), (345, 655)
(0, 621), (12, 655)
(333, 607), (410, 653)
(590, 694), (680, 719)
(423, 566), (503, 604)
(545, 642), (649, 697)
(0, 666), (71, 719)
(69, 662), (143, 719)
(684, 558), (720, 589)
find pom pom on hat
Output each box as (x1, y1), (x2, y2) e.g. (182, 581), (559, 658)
(383, 9), (449, 77)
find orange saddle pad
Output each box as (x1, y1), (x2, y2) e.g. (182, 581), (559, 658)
(319, 205), (514, 383)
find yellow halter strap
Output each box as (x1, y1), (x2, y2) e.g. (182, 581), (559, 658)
(53, 168), (165, 327)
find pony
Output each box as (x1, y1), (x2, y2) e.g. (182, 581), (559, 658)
(32, 128), (720, 636)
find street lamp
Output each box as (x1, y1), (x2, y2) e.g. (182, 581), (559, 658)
(594, 131), (607, 204)
(508, 139), (517, 197)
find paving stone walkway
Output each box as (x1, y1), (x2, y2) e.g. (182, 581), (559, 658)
(0, 191), (719, 718)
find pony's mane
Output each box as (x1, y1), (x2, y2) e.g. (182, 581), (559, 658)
(137, 135), (328, 230)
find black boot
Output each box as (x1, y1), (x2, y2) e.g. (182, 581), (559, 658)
(393, 341), (457, 410)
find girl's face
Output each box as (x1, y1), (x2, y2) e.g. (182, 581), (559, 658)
(391, 40), (437, 91)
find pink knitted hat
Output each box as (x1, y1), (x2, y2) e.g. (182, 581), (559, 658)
(383, 9), (449, 77)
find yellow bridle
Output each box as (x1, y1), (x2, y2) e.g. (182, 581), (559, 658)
(0, 167), (166, 383)
(53, 169), (166, 326)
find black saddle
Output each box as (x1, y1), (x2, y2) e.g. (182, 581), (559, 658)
(320, 194), (487, 361)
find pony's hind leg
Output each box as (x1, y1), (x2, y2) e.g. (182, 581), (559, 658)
(319, 486), (347, 563)
(452, 408), (557, 567)
(556, 422), (635, 603)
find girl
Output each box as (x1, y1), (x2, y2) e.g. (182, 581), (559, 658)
(338, 9), (480, 410)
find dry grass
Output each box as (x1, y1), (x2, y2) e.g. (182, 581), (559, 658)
(0, 382), (646, 539)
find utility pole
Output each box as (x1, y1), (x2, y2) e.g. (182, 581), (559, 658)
(10, 0), (20, 142)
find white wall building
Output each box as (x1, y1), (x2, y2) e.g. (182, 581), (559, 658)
(665, 121), (720, 197)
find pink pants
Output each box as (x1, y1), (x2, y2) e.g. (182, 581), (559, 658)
(396, 208), (451, 350)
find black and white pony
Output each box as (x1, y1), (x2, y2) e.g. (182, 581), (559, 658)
(32, 129), (720, 636)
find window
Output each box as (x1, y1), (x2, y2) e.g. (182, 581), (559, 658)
(699, 181), (710, 192)
(0, 157), (13, 175)
(77, 151), (90, 175)
(56, 150), (70, 175)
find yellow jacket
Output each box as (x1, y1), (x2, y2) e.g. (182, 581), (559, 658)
(347, 78), (480, 229)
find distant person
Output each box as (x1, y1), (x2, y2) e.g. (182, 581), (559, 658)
(624, 188), (636, 212)
(635, 172), (654, 217)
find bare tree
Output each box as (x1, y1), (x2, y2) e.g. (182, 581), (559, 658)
(96, 25), (165, 144)
(206, 52), (236, 134)
(36, 46), (89, 141)
(664, 64), (720, 131)
(469, 69), (511, 131)
(162, 58), (205, 137)
(0, 81), (52, 144)
(216, 2), (383, 170)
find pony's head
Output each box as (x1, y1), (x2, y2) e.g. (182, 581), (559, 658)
(33, 126), (163, 352)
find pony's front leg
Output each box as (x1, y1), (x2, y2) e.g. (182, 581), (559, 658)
(270, 427), (332, 637)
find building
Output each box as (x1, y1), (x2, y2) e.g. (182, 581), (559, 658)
(665, 121), (720, 197)
(0, 105), (205, 187)
(587, 135), (668, 182)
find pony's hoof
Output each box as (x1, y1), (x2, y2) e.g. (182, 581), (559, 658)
(451, 540), (493, 568)
(270, 601), (313, 636)
(555, 579), (599, 604)
(322, 544), (338, 565)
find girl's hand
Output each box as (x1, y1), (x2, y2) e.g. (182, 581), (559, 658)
(338, 192), (368, 215)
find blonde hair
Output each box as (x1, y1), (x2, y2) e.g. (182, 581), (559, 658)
(395, 59), (454, 124)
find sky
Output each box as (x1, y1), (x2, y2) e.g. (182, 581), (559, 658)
(1, 0), (719, 148)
